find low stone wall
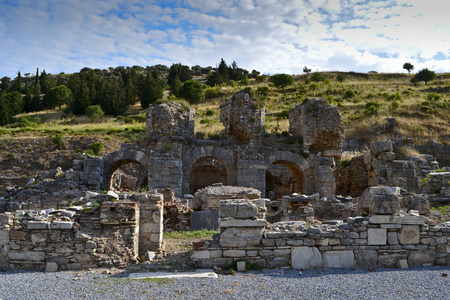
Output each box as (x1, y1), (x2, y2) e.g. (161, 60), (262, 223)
(0, 195), (164, 271)
(191, 199), (450, 270)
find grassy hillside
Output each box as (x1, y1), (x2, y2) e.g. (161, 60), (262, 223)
(1, 71), (449, 148)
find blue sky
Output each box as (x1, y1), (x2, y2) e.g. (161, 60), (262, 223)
(0, 0), (449, 78)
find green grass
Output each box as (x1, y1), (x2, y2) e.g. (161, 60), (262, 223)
(163, 229), (218, 239)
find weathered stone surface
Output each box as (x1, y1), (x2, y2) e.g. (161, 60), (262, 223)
(397, 259), (408, 269)
(220, 92), (265, 143)
(0, 231), (9, 246)
(146, 102), (195, 139)
(220, 227), (263, 247)
(289, 99), (344, 151)
(323, 251), (355, 268)
(398, 225), (420, 245)
(387, 232), (399, 245)
(191, 211), (219, 230)
(369, 194), (401, 215)
(378, 253), (408, 268)
(219, 218), (268, 228)
(408, 251), (435, 267)
(360, 186), (401, 211)
(354, 250), (378, 268)
(196, 186), (261, 211)
(9, 251), (45, 261)
(45, 262), (59, 272)
(27, 221), (49, 230)
(50, 221), (73, 230)
(370, 140), (394, 155)
(223, 250), (246, 258)
(368, 228), (387, 245)
(369, 215), (425, 225)
(291, 247), (323, 269)
(191, 250), (211, 260)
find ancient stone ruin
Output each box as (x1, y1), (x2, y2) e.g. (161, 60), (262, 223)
(1, 91), (449, 272)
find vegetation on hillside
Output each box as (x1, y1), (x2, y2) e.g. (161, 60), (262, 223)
(0, 61), (449, 147)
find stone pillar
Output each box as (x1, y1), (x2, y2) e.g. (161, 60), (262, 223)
(148, 141), (183, 197)
(0, 213), (12, 269)
(314, 156), (336, 200)
(136, 194), (163, 256)
(81, 159), (104, 190)
(237, 150), (266, 197)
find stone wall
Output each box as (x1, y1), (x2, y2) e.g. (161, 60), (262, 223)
(220, 92), (265, 144)
(0, 193), (164, 271)
(289, 99), (345, 152)
(146, 102), (195, 140)
(191, 197), (450, 270)
(0, 201), (140, 271)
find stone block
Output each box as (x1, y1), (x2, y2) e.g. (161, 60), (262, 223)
(0, 231), (9, 246)
(237, 261), (246, 271)
(291, 247), (323, 269)
(369, 194), (401, 215)
(50, 221), (73, 230)
(210, 250), (223, 258)
(369, 215), (424, 225)
(191, 211), (219, 230)
(354, 250), (378, 268)
(150, 232), (162, 243)
(323, 251), (355, 268)
(27, 221), (49, 230)
(378, 253), (407, 268)
(219, 202), (237, 218)
(9, 251), (45, 261)
(141, 223), (160, 233)
(397, 259), (408, 269)
(220, 227), (263, 247)
(323, 150), (342, 159)
(408, 251), (435, 267)
(387, 232), (399, 245)
(219, 218), (268, 228)
(368, 228), (387, 245)
(274, 249), (291, 256)
(371, 140), (393, 155)
(378, 152), (395, 161)
(223, 250), (246, 258)
(45, 262), (59, 272)
(398, 225), (420, 244)
(236, 202), (258, 219)
(191, 250), (211, 260)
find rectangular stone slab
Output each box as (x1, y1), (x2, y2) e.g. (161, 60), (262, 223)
(369, 215), (424, 225)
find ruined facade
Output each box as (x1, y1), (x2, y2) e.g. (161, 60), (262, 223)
(101, 96), (345, 203)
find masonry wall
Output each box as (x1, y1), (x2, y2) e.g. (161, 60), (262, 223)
(0, 196), (164, 271)
(191, 199), (450, 269)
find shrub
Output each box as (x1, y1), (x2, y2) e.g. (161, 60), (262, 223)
(91, 142), (104, 155)
(179, 80), (205, 103)
(52, 134), (65, 148)
(344, 90), (355, 99)
(276, 110), (289, 119)
(86, 105), (104, 120)
(257, 86), (270, 95)
(386, 92), (403, 102)
(426, 93), (440, 101)
(204, 87), (219, 99)
(270, 74), (294, 88)
(336, 74), (347, 82)
(205, 109), (215, 116)
(309, 83), (319, 90)
(364, 102), (381, 116)
(6, 153), (14, 160)
(310, 72), (325, 82)
(199, 118), (213, 125)
(255, 75), (267, 83)
(17, 116), (39, 128)
(389, 101), (400, 110)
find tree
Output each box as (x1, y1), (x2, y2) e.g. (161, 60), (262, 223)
(44, 85), (72, 109)
(403, 62), (414, 73)
(270, 74), (294, 89)
(1, 76), (10, 94)
(4, 91), (23, 115)
(0, 94), (13, 125)
(86, 105), (104, 120)
(179, 79), (204, 103)
(303, 66), (312, 74)
(411, 68), (436, 85)
(139, 69), (165, 108)
(14, 71), (22, 93)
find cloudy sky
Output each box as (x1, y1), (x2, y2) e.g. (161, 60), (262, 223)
(0, 0), (449, 78)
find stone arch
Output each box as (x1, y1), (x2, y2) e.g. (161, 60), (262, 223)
(189, 156), (228, 194)
(264, 151), (310, 199)
(182, 145), (236, 195)
(102, 147), (148, 190)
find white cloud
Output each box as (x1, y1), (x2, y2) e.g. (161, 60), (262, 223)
(0, 0), (449, 77)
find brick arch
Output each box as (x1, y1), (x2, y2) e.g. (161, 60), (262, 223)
(102, 147), (148, 190)
(264, 151), (311, 197)
(182, 145), (236, 195)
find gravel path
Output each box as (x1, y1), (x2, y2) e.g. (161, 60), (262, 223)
(0, 266), (449, 300)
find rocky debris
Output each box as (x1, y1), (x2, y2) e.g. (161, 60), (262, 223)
(421, 171), (450, 194)
(146, 102), (195, 140)
(163, 201), (190, 232)
(266, 194), (316, 223)
(289, 98), (344, 152)
(193, 184), (261, 211)
(220, 92), (265, 144)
